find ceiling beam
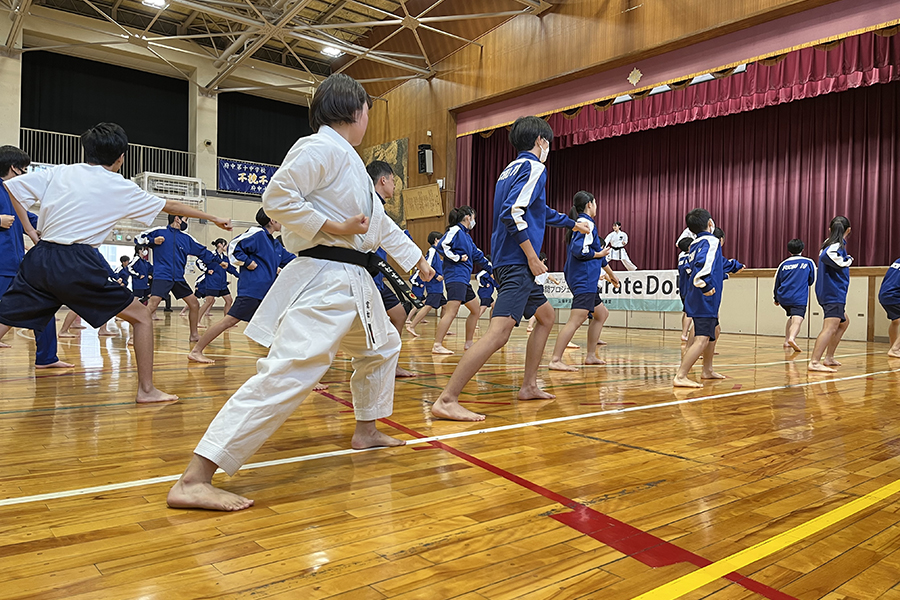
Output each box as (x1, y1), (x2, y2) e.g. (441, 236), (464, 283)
(4, 0), (33, 50)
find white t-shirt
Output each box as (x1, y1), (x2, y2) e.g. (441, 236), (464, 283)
(4, 163), (166, 247)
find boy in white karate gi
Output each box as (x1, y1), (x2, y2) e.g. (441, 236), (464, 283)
(168, 74), (435, 511)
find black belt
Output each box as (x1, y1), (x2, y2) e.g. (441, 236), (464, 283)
(296, 245), (424, 309)
(610, 245), (624, 250)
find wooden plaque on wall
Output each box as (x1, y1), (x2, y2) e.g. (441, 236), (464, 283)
(402, 184), (443, 220)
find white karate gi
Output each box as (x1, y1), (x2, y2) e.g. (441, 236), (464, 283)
(195, 126), (422, 476)
(676, 227), (696, 248)
(604, 230), (637, 271)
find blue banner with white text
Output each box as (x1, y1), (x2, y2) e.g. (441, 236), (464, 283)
(217, 158), (278, 195)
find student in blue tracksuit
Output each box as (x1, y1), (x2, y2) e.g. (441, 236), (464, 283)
(188, 208), (294, 363)
(0, 146), (72, 368)
(137, 214), (227, 342)
(674, 208), (727, 388)
(879, 258), (900, 358)
(407, 269), (426, 325)
(406, 231), (446, 336)
(548, 191), (621, 371)
(129, 247), (153, 304)
(774, 239), (816, 353)
(810, 216), (853, 372)
(676, 236), (694, 342)
(431, 206), (491, 355)
(115, 256), (131, 288)
(432, 116), (591, 421)
(476, 255), (496, 319)
(195, 238), (239, 321)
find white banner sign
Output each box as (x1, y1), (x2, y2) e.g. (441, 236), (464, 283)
(543, 270), (681, 312)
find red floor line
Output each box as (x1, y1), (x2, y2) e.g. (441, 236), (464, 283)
(317, 391), (796, 600)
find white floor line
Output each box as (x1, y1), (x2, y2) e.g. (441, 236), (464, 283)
(2, 366), (897, 508)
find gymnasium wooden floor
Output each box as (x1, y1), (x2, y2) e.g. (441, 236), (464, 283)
(2, 311), (900, 600)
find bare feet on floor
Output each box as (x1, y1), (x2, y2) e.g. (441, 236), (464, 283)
(432, 344), (454, 355)
(597, 340), (607, 346)
(189, 334), (201, 343)
(518, 384), (556, 400)
(584, 355), (606, 365)
(888, 350), (900, 358)
(785, 340), (802, 352)
(464, 341), (474, 351)
(566, 341), (579, 349)
(167, 479), (254, 511)
(313, 383), (329, 391)
(35, 360), (75, 369)
(395, 366), (416, 378)
(0, 341), (10, 348)
(58, 331), (76, 338)
(548, 359), (578, 372)
(822, 358), (842, 367)
(136, 387), (179, 404)
(187, 349), (215, 364)
(351, 429), (406, 449)
(405, 324), (419, 337)
(431, 398), (486, 421)
(701, 371), (726, 380)
(808, 361), (837, 373)
(680, 335), (689, 342)
(673, 375), (702, 388)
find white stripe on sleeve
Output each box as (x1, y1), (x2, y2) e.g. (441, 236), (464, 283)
(510, 160), (544, 232)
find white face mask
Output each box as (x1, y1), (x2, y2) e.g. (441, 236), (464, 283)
(538, 140), (549, 163)
(469, 218), (476, 230)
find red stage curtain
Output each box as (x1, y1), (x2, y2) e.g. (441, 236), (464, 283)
(549, 30), (900, 149)
(466, 79), (900, 271)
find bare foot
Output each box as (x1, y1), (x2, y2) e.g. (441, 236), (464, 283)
(681, 335), (689, 342)
(464, 341), (474, 351)
(431, 398), (486, 421)
(35, 360), (75, 369)
(808, 362), (837, 373)
(673, 375), (702, 388)
(445, 331), (455, 336)
(189, 334), (201, 343)
(432, 344), (454, 355)
(136, 387), (179, 404)
(788, 340), (802, 352)
(405, 324), (419, 337)
(58, 331), (76, 338)
(823, 358), (842, 367)
(518, 385), (556, 400)
(526, 327), (534, 333)
(597, 340), (607, 346)
(395, 366), (416, 378)
(188, 350), (215, 364)
(888, 350), (900, 358)
(566, 341), (579, 349)
(420, 319), (428, 324)
(701, 371), (726, 380)
(0, 341), (10, 348)
(548, 359), (578, 372)
(152, 315), (162, 321)
(351, 429), (406, 449)
(584, 355), (606, 365)
(313, 383), (329, 391)
(167, 479), (253, 511)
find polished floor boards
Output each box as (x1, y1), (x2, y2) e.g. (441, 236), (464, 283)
(2, 311), (900, 599)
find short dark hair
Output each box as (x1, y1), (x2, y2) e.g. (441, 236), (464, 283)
(509, 116), (553, 153)
(212, 238), (227, 247)
(0, 145), (31, 176)
(81, 123), (128, 166)
(428, 231), (442, 245)
(539, 252), (548, 262)
(309, 73), (372, 131)
(120, 255), (130, 263)
(787, 239), (804, 255)
(366, 160), (393, 185)
(613, 221), (622, 227)
(677, 236), (692, 253)
(168, 214), (184, 225)
(256, 208), (271, 228)
(713, 227), (724, 239)
(685, 208), (712, 235)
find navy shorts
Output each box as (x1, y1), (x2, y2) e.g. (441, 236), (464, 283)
(479, 295), (494, 307)
(693, 317), (719, 341)
(227, 296), (262, 322)
(446, 281), (476, 304)
(151, 278), (194, 300)
(201, 287), (231, 298)
(782, 305), (806, 318)
(492, 264), (548, 325)
(820, 303), (847, 322)
(380, 285), (401, 311)
(0, 241), (134, 332)
(424, 292), (446, 309)
(883, 303), (900, 321)
(133, 288), (150, 301)
(572, 292), (602, 312)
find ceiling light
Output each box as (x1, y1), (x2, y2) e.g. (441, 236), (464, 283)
(321, 46), (344, 58)
(142, 0), (167, 8)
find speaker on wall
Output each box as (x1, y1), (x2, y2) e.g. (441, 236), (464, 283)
(418, 144), (433, 175)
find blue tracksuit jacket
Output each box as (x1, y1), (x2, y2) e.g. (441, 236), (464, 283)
(135, 225), (219, 282)
(563, 214), (607, 295)
(880, 259), (900, 307)
(815, 242), (853, 305)
(423, 246), (444, 295)
(129, 258), (153, 291)
(229, 227), (295, 300)
(683, 232), (724, 319)
(196, 251), (239, 292)
(439, 224), (490, 284)
(773, 255), (816, 307)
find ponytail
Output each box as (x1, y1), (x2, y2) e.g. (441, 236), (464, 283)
(447, 205), (475, 231)
(821, 215), (851, 250)
(566, 191), (595, 245)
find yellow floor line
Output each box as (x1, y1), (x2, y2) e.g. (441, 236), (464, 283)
(632, 478), (900, 599)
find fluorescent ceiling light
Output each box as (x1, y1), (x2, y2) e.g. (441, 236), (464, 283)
(321, 46), (344, 58)
(142, 0), (167, 8)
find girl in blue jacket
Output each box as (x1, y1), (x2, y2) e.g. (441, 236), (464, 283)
(431, 206), (491, 354)
(549, 191), (620, 371)
(809, 216), (853, 372)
